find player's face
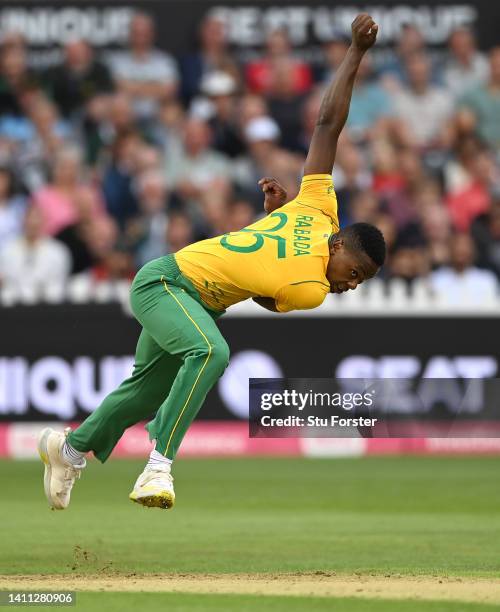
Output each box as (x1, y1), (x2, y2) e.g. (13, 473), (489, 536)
(326, 241), (379, 294)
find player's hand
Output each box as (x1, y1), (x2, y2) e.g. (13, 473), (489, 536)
(351, 14), (378, 51)
(259, 177), (287, 213)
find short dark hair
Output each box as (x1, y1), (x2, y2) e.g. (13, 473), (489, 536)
(340, 223), (386, 267)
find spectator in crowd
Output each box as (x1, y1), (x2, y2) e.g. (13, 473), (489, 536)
(93, 245), (135, 282)
(443, 27), (488, 99)
(296, 88), (322, 156)
(108, 12), (179, 123)
(164, 117), (232, 205)
(0, 39), (38, 119)
(0, 31), (27, 53)
(0, 205), (71, 294)
(245, 28), (312, 96)
(55, 183), (113, 275)
(180, 13), (239, 104)
(0, 164), (27, 245)
(378, 24), (429, 90)
(125, 168), (180, 267)
(225, 197), (257, 232)
(471, 197), (500, 279)
(334, 141), (372, 225)
(153, 99), (186, 153)
(393, 52), (453, 149)
(56, 186), (137, 278)
(266, 58), (309, 151)
(431, 232), (497, 305)
(0, 92), (70, 151)
(387, 224), (430, 285)
(345, 55), (392, 144)
(373, 212), (397, 257)
(459, 47), (500, 151)
(413, 177), (444, 211)
(383, 149), (426, 229)
(28, 95), (72, 149)
(55, 196), (95, 275)
(233, 115), (303, 209)
(165, 210), (195, 252)
(82, 216), (135, 282)
(133, 141), (164, 175)
(43, 39), (114, 120)
(348, 190), (380, 228)
(419, 202), (452, 269)
(237, 94), (268, 130)
(443, 135), (483, 196)
(101, 130), (141, 228)
(197, 177), (232, 236)
(371, 139), (406, 197)
(84, 92), (141, 167)
(446, 148), (498, 231)
(193, 71), (245, 158)
(320, 28), (350, 83)
(32, 145), (106, 236)
(13, 95), (73, 192)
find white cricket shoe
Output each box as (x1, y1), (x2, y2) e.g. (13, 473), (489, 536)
(129, 467), (175, 509)
(37, 427), (86, 510)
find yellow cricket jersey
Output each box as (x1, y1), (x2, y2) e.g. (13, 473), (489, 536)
(175, 174), (339, 313)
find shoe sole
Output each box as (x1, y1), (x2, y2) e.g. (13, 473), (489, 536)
(37, 428), (54, 508)
(129, 490), (175, 509)
(37, 428), (64, 510)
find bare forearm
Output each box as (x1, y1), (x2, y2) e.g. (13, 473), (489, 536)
(317, 45), (365, 135)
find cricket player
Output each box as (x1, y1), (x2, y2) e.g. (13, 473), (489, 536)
(38, 14), (384, 510)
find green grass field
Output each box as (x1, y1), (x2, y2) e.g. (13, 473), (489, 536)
(0, 456), (499, 610)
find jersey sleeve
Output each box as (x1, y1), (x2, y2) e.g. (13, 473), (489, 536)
(295, 174), (339, 229)
(274, 282), (329, 313)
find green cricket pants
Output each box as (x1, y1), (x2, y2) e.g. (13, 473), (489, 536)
(67, 254), (229, 461)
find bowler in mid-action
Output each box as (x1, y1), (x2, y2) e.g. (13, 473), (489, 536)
(38, 13), (385, 510)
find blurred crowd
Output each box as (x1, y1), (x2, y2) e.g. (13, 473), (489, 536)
(1, 11), (500, 306)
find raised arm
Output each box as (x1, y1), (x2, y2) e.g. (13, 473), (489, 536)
(303, 14), (378, 176)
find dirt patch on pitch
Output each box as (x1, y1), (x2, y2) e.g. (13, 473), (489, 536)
(1, 574), (500, 604)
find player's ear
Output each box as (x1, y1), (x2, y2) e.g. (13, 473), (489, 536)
(329, 238), (344, 254)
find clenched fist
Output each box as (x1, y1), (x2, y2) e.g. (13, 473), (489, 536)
(259, 177), (288, 214)
(351, 14), (378, 52)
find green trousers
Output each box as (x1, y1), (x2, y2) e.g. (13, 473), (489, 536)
(67, 255), (229, 462)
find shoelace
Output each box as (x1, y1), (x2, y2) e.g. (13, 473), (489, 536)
(143, 468), (174, 486)
(61, 464), (83, 486)
(55, 464), (83, 496)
